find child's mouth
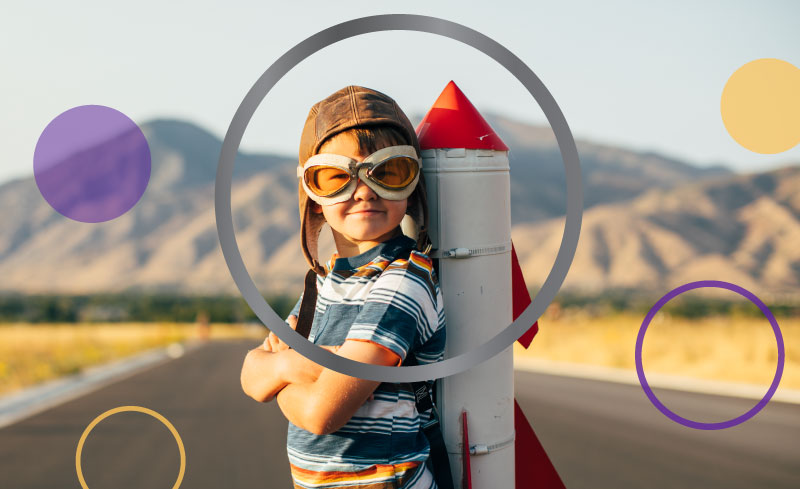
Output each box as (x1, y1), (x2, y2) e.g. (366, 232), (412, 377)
(349, 209), (383, 215)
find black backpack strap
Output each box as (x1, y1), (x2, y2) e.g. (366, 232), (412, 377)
(423, 410), (453, 489)
(402, 356), (454, 489)
(402, 248), (454, 489)
(295, 269), (318, 339)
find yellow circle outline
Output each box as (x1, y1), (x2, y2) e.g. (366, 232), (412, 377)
(75, 405), (186, 489)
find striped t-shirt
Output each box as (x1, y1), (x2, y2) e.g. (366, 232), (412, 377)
(284, 233), (446, 489)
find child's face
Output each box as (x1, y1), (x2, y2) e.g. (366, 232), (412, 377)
(312, 133), (408, 255)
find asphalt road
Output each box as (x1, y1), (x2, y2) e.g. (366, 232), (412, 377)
(515, 369), (800, 489)
(0, 340), (797, 489)
(0, 339), (294, 489)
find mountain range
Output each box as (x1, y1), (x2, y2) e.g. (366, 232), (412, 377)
(1, 115), (797, 299)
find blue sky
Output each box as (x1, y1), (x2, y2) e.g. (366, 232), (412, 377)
(2, 0), (799, 184)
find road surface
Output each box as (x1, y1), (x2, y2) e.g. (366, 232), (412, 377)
(0, 340), (797, 488)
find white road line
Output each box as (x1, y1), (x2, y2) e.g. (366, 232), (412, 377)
(0, 341), (205, 429)
(514, 357), (800, 405)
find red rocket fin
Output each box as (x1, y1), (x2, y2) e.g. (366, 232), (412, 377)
(416, 81), (509, 151)
(513, 248), (561, 487)
(515, 400), (567, 489)
(512, 241), (538, 348)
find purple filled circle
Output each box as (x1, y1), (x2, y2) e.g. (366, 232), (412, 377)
(635, 280), (785, 430)
(33, 105), (151, 223)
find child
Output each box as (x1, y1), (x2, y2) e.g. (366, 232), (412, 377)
(240, 86), (447, 489)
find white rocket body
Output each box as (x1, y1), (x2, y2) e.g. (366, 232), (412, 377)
(421, 146), (514, 488)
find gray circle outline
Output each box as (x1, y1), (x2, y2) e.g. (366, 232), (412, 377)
(215, 14), (583, 382)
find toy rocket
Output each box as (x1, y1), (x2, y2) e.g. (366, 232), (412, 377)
(411, 81), (565, 489)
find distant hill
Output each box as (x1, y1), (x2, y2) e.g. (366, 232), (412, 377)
(1, 117), (795, 298)
(425, 113), (732, 224)
(0, 119), (296, 296)
(512, 165), (800, 297)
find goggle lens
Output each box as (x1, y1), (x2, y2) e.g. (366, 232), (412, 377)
(370, 156), (419, 189)
(305, 166), (351, 196)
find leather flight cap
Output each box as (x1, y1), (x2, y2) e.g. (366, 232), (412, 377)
(296, 86), (430, 278)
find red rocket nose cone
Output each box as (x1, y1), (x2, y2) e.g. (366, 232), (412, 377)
(416, 81), (509, 151)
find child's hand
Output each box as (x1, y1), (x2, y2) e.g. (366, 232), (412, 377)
(262, 315), (298, 352)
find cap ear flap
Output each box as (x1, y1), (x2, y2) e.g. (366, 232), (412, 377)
(299, 179), (327, 277)
(400, 214), (419, 242)
(406, 177), (431, 253)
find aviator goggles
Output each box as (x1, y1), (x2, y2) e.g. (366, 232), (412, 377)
(298, 145), (421, 206)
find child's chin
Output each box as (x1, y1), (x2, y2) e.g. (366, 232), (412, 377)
(347, 227), (393, 241)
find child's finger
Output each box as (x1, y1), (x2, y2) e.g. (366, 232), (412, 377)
(268, 332), (282, 351)
(272, 332), (293, 351)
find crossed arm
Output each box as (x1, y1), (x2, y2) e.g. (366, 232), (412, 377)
(240, 316), (400, 435)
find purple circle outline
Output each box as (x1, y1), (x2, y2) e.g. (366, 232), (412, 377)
(635, 280), (785, 430)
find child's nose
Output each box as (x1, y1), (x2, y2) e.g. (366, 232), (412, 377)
(353, 178), (377, 201)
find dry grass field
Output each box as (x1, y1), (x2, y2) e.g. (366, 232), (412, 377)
(2, 315), (798, 397)
(0, 322), (263, 396)
(514, 312), (800, 390)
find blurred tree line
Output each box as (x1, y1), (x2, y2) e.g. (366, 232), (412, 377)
(0, 291), (796, 323)
(0, 293), (299, 323)
(551, 290), (799, 318)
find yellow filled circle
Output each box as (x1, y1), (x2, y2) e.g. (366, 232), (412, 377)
(75, 406), (186, 489)
(721, 58), (800, 154)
